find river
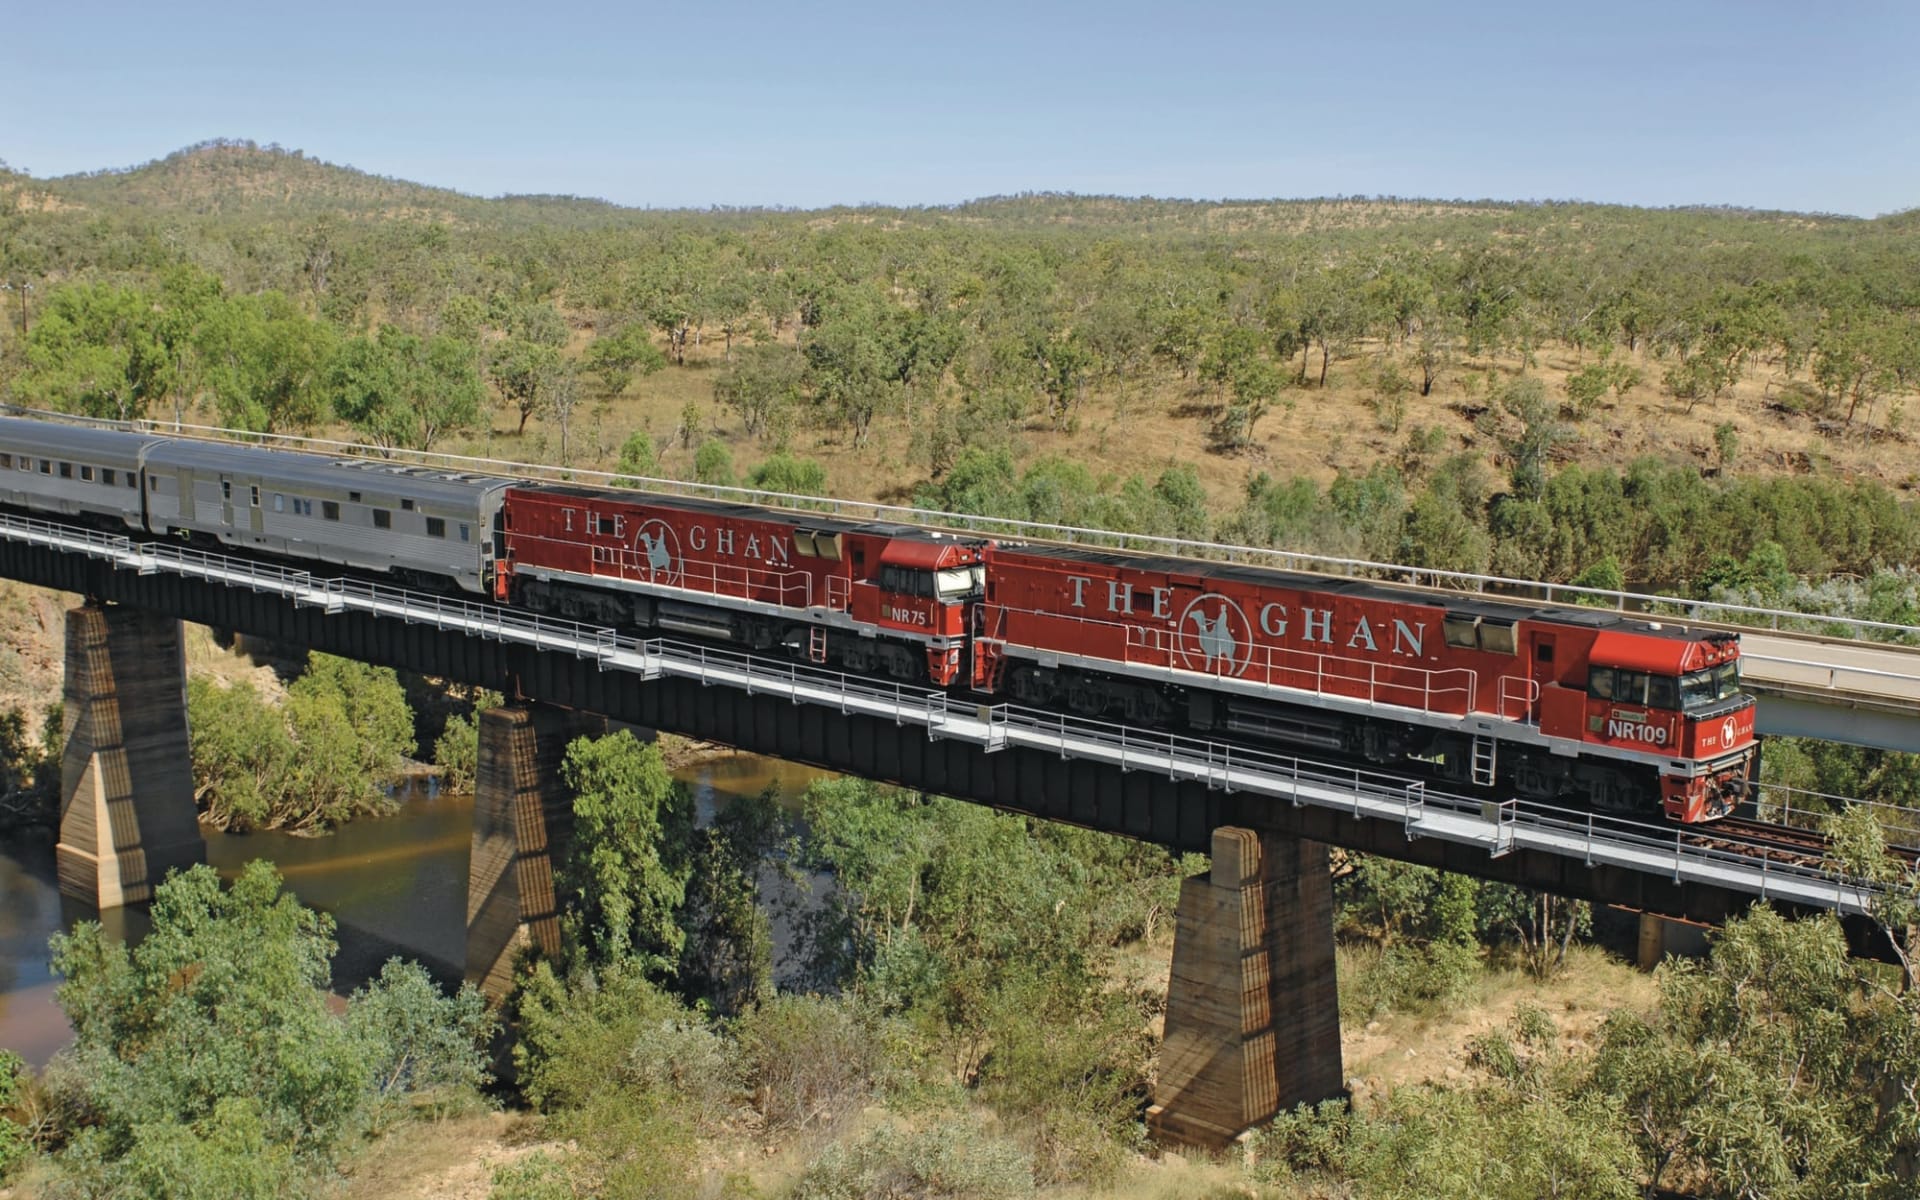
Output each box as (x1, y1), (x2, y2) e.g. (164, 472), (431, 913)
(0, 751), (832, 1066)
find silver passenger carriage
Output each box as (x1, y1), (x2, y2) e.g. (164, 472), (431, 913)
(0, 417), (161, 530)
(140, 439), (511, 595)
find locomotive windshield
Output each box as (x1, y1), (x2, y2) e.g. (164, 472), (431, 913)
(1680, 662), (1741, 710)
(936, 566), (986, 599)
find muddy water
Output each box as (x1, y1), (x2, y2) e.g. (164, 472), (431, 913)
(0, 752), (833, 1066)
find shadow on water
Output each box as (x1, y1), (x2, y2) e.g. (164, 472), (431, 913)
(0, 751), (838, 1065)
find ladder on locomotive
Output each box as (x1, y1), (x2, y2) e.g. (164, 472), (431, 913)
(808, 626), (828, 664)
(1470, 734), (1497, 788)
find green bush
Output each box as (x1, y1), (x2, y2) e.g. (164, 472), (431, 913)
(693, 439), (735, 486)
(732, 993), (876, 1132)
(188, 652), (416, 831)
(44, 863), (494, 1195)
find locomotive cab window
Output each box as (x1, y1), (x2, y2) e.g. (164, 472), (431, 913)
(879, 565), (935, 598)
(936, 566), (985, 600)
(1681, 663), (1741, 710)
(1588, 668), (1616, 700)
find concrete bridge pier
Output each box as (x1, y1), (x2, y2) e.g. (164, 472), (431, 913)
(1148, 826), (1344, 1148)
(56, 603), (203, 908)
(465, 703), (606, 998)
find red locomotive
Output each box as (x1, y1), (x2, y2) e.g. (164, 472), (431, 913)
(496, 485), (1757, 824)
(975, 543), (1754, 822)
(499, 486), (986, 687)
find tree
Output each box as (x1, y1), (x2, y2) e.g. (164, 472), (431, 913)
(51, 862), (370, 1161)
(581, 322), (666, 395)
(487, 336), (563, 438)
(326, 325), (485, 451)
(715, 343), (805, 442)
(47, 863), (494, 1195)
(1495, 375), (1570, 501)
(557, 730), (694, 973)
(15, 282), (170, 420)
(197, 291), (333, 432)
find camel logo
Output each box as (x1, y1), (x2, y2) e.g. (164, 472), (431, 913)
(1722, 716), (1738, 747)
(632, 520), (682, 586)
(1175, 594), (1254, 677)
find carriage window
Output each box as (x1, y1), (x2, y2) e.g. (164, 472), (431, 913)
(79, 465), (94, 482)
(58, 462), (72, 479)
(458, 523), (470, 543)
(273, 494), (284, 513)
(127, 473), (137, 488)
(401, 498), (415, 511)
(37, 460), (49, 474)
(426, 517), (446, 538)
(250, 485), (260, 507)
(101, 468), (115, 486)
(221, 480), (231, 500)
(372, 509), (391, 530)
(323, 501), (340, 521)
(0, 454), (10, 469)
(349, 491), (362, 503)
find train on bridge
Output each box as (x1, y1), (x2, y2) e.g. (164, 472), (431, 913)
(0, 416), (1757, 823)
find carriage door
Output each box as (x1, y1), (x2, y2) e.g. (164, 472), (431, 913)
(219, 475), (235, 528)
(176, 467), (197, 524)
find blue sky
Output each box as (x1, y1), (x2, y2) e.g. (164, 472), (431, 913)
(5, 0), (1915, 215)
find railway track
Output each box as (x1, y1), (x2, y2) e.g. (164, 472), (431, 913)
(1683, 815), (1920, 873)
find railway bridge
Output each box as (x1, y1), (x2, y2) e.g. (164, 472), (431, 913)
(5, 430), (1920, 1146)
